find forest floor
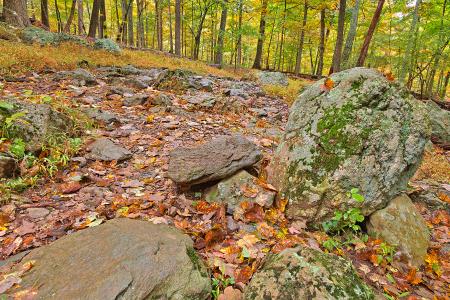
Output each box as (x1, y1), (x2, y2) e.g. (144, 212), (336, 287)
(0, 44), (449, 299)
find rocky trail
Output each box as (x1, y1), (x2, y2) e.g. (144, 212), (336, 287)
(0, 66), (449, 299)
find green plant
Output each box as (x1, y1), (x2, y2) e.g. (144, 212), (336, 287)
(375, 242), (396, 265)
(211, 274), (235, 300)
(8, 138), (26, 159)
(1, 111), (28, 138)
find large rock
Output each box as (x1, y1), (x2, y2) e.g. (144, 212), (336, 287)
(6, 218), (211, 299)
(367, 194), (429, 267)
(0, 98), (74, 152)
(54, 68), (97, 86)
(205, 170), (275, 214)
(0, 153), (17, 178)
(267, 68), (430, 223)
(244, 246), (374, 300)
(86, 138), (132, 161)
(168, 135), (262, 185)
(425, 101), (450, 145)
(256, 71), (288, 86)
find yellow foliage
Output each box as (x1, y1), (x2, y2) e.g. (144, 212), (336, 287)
(262, 78), (313, 105)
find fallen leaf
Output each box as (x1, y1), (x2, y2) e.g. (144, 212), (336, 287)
(60, 181), (82, 194)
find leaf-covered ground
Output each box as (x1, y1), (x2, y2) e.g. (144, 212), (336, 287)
(0, 68), (448, 299)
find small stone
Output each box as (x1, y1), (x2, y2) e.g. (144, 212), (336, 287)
(26, 208), (50, 219)
(367, 194), (430, 267)
(123, 94), (149, 106)
(86, 138), (132, 161)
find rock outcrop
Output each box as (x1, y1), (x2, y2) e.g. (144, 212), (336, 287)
(267, 67), (430, 224)
(244, 246), (374, 300)
(6, 219), (211, 299)
(168, 135), (262, 185)
(86, 138), (132, 161)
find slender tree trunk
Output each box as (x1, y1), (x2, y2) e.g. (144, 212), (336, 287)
(341, 0), (360, 68)
(175, 0), (181, 55)
(316, 8), (325, 76)
(252, 0), (268, 69)
(168, 0), (174, 53)
(441, 71), (449, 99)
(128, 0), (134, 46)
(294, 0), (308, 75)
(41, 0), (50, 29)
(78, 0), (85, 34)
(399, 0), (421, 82)
(215, 0), (228, 67)
(55, 0), (64, 32)
(4, 0), (30, 27)
(236, 0), (243, 65)
(88, 0), (100, 37)
(64, 0), (77, 33)
(356, 0), (385, 67)
(330, 0), (346, 73)
(193, 8), (209, 60)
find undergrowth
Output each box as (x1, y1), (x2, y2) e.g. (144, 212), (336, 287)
(263, 78), (312, 105)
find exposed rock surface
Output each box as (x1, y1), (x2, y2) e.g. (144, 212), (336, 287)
(83, 108), (119, 124)
(256, 71), (288, 86)
(205, 170), (275, 214)
(367, 194), (430, 267)
(54, 68), (97, 86)
(425, 101), (450, 145)
(86, 138), (132, 161)
(0, 98), (74, 152)
(6, 219), (211, 299)
(0, 153), (17, 178)
(244, 246), (374, 300)
(123, 94), (149, 106)
(267, 67), (431, 224)
(168, 135), (262, 185)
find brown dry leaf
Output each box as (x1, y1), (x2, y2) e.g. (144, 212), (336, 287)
(60, 181), (82, 194)
(406, 268), (422, 285)
(205, 226), (226, 247)
(384, 72), (395, 81)
(241, 185), (258, 198)
(242, 203), (264, 223)
(235, 266), (253, 283)
(257, 222), (275, 239)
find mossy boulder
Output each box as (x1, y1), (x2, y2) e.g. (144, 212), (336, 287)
(93, 38), (121, 53)
(244, 246), (374, 300)
(267, 68), (431, 224)
(256, 71), (288, 86)
(20, 26), (87, 46)
(425, 100), (450, 145)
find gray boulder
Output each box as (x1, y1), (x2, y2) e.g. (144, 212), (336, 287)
(168, 135), (262, 185)
(86, 138), (132, 161)
(54, 68), (97, 86)
(123, 94), (149, 106)
(267, 68), (430, 224)
(0, 153), (17, 178)
(93, 38), (121, 53)
(367, 194), (429, 267)
(256, 71), (288, 86)
(152, 93), (173, 106)
(205, 170), (275, 215)
(6, 218), (211, 299)
(0, 98), (74, 152)
(425, 101), (450, 145)
(83, 108), (119, 124)
(244, 246), (374, 300)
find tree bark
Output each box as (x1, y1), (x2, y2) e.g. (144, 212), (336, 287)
(236, 0), (243, 65)
(330, 0), (346, 73)
(294, 0), (308, 75)
(355, 0), (385, 67)
(168, 0), (174, 53)
(88, 0), (100, 37)
(316, 8), (325, 76)
(399, 0), (421, 82)
(341, 0), (360, 68)
(128, 0), (134, 46)
(175, 0), (181, 55)
(4, 0), (31, 27)
(77, 0), (85, 34)
(440, 71), (449, 99)
(252, 0), (268, 69)
(215, 0), (228, 67)
(41, 0), (50, 29)
(64, 0), (77, 33)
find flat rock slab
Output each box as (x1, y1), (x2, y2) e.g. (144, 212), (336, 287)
(7, 218), (211, 299)
(244, 246), (374, 300)
(168, 135), (262, 185)
(367, 194), (430, 267)
(86, 138), (132, 161)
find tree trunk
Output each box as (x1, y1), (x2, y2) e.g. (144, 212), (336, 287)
(252, 0), (268, 69)
(88, 0), (100, 37)
(128, 0), (134, 46)
(175, 0), (181, 55)
(356, 0), (385, 67)
(399, 0), (421, 82)
(294, 0), (308, 75)
(330, 0), (346, 73)
(4, 0), (31, 27)
(341, 0), (360, 68)
(77, 0), (85, 34)
(215, 0), (228, 67)
(316, 8), (325, 76)
(168, 0), (174, 53)
(236, 0), (243, 65)
(64, 0), (77, 33)
(41, 0), (50, 29)
(440, 71), (449, 99)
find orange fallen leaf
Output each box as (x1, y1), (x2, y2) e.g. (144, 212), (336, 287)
(321, 78), (334, 91)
